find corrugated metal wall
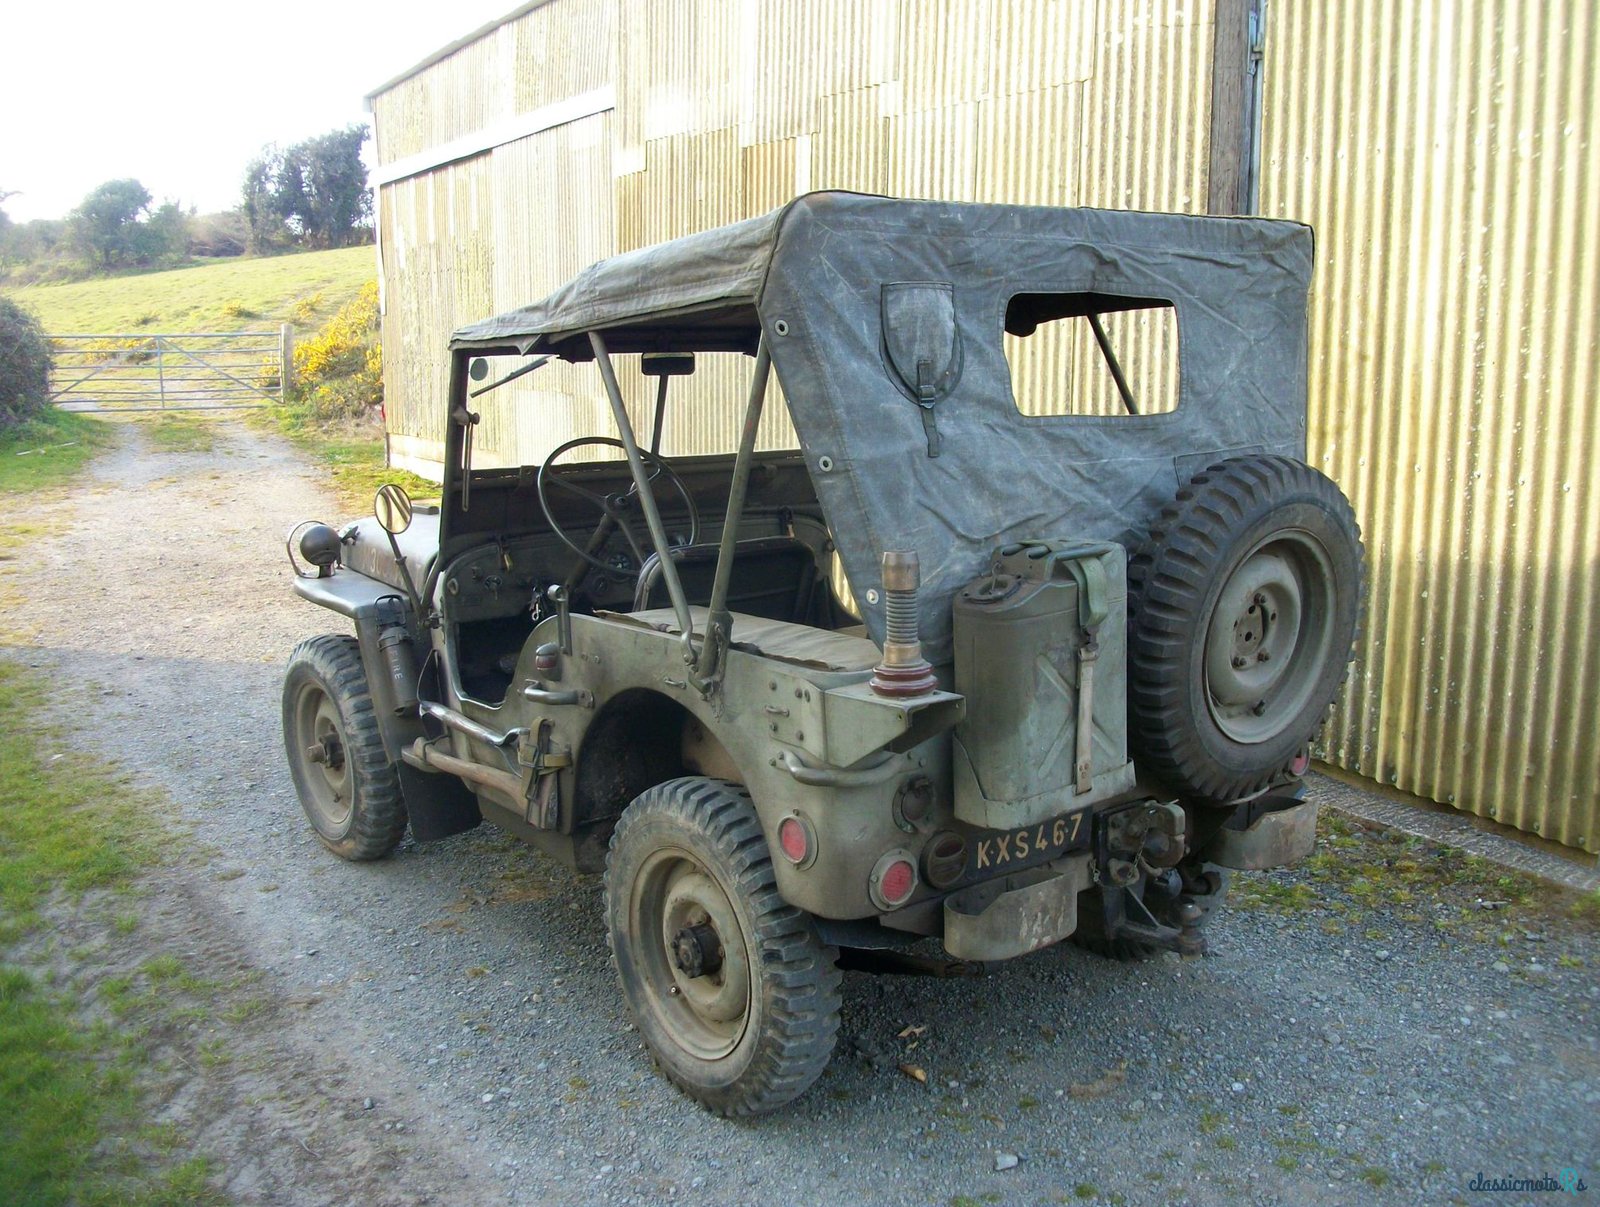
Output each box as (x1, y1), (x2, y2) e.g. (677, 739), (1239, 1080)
(370, 0), (1216, 467)
(1259, 0), (1599, 852)
(370, 0), (1600, 853)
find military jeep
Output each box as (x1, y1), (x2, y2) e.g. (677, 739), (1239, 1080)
(282, 193), (1362, 1115)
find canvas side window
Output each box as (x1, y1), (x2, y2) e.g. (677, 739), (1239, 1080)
(1003, 293), (1180, 417)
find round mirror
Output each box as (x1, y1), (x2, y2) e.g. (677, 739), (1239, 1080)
(374, 483), (414, 535)
(469, 357), (490, 382)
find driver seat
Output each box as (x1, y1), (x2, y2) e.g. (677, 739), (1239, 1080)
(632, 536), (830, 626)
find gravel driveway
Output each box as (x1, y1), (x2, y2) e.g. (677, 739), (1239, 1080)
(5, 416), (1596, 1207)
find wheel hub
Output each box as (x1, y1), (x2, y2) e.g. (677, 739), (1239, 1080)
(293, 684), (354, 831)
(626, 853), (754, 1061)
(306, 732), (345, 770)
(671, 922), (724, 978)
(1203, 537), (1334, 745)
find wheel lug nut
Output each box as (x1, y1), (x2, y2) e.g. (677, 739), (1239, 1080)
(1257, 650), (1270, 662)
(1231, 655), (1247, 669)
(1252, 700), (1268, 715)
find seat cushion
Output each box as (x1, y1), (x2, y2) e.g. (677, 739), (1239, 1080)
(611, 606), (880, 673)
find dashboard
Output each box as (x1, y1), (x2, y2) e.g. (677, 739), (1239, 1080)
(440, 507), (840, 627)
(441, 529), (651, 623)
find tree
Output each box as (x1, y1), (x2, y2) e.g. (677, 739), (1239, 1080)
(241, 149), (280, 253)
(67, 178), (152, 269)
(0, 189), (14, 271)
(240, 125), (373, 252)
(293, 126), (372, 248)
(137, 199), (191, 262)
(6, 218), (65, 271)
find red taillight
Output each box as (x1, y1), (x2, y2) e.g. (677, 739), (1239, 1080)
(777, 816), (812, 866)
(871, 850), (918, 910)
(1290, 750), (1311, 777)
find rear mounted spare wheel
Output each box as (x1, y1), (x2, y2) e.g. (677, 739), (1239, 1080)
(1128, 456), (1363, 803)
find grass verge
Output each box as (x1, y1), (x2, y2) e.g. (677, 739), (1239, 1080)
(1, 428), (221, 1204)
(0, 662), (221, 1206)
(252, 402), (435, 514)
(1234, 809), (1598, 946)
(0, 409), (111, 493)
(312, 432), (438, 514)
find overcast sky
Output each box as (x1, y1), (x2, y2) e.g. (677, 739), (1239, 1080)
(1, 0), (517, 222)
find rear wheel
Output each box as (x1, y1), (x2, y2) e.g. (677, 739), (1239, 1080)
(605, 778), (841, 1116)
(282, 634), (408, 861)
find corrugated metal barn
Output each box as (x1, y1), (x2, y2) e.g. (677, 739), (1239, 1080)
(366, 0), (1600, 857)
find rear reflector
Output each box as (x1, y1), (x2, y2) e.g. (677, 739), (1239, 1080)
(777, 816), (813, 866)
(870, 849), (918, 910)
(880, 860), (915, 905)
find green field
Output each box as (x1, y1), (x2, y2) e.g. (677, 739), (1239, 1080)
(7, 246), (375, 335)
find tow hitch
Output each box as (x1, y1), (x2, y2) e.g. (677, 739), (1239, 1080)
(1091, 801), (1211, 957)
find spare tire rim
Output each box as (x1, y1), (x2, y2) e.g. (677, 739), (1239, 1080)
(1203, 529), (1337, 744)
(630, 846), (752, 1062)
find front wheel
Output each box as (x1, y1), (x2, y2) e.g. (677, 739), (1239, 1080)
(282, 634), (408, 861)
(605, 778), (841, 1116)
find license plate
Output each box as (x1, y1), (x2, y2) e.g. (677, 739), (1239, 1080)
(966, 807), (1091, 879)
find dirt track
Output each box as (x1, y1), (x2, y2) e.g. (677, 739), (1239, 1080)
(4, 416), (1596, 1206)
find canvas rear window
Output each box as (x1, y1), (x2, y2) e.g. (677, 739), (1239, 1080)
(1003, 293), (1180, 418)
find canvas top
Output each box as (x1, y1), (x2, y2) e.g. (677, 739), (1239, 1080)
(450, 193), (1316, 660)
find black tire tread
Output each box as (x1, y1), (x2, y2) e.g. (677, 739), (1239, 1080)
(605, 777), (841, 1116)
(1128, 455), (1364, 802)
(283, 634), (408, 861)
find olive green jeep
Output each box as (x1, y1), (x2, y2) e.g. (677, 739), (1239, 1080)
(282, 194), (1362, 1115)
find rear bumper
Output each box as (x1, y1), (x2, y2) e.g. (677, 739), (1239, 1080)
(1206, 800), (1319, 870)
(941, 854), (1092, 961)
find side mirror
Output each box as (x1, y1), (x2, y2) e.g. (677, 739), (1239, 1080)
(375, 483), (414, 535)
(469, 357), (490, 381)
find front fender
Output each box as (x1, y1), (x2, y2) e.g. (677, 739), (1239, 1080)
(292, 569), (478, 841)
(292, 569), (405, 619)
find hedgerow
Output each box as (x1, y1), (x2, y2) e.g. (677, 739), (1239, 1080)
(0, 296), (52, 427)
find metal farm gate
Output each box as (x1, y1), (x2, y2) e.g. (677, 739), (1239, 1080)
(49, 328), (289, 412)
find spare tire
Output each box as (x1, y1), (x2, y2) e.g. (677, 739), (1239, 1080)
(1128, 455), (1363, 802)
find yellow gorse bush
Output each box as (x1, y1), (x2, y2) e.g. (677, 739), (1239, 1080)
(291, 281), (381, 422)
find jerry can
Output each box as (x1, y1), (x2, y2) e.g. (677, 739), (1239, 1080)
(951, 540), (1136, 830)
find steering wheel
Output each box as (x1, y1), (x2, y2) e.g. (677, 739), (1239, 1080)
(536, 436), (701, 578)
